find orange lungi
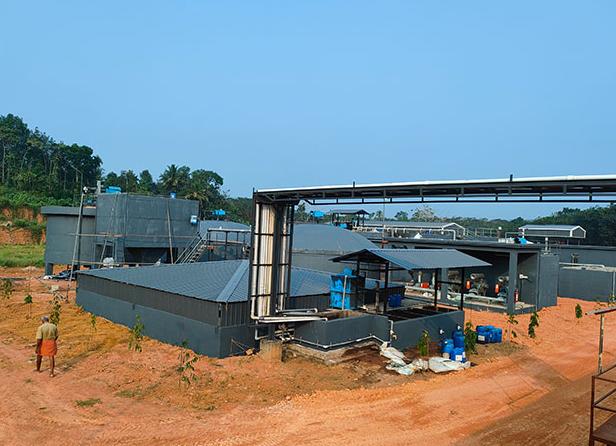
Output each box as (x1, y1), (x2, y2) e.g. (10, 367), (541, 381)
(39, 339), (57, 357)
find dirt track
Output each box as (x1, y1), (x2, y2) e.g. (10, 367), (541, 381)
(0, 267), (614, 445)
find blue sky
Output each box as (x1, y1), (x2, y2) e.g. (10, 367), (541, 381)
(1, 1), (615, 219)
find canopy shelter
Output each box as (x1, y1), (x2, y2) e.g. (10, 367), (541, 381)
(328, 208), (369, 228)
(519, 224), (586, 240)
(331, 248), (490, 314)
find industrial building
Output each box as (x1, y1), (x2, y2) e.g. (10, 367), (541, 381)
(76, 260), (335, 357)
(358, 220), (466, 240)
(61, 175), (616, 359)
(42, 193), (199, 273)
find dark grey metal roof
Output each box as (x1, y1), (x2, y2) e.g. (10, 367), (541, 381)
(293, 224), (376, 253)
(78, 260), (334, 304)
(331, 248), (490, 270)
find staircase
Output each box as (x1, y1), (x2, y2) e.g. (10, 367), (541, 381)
(175, 234), (210, 264)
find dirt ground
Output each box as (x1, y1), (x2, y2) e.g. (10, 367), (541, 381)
(0, 266), (614, 445)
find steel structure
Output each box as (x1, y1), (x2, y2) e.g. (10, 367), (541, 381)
(249, 175), (616, 324)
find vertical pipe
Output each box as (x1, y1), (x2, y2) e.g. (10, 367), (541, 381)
(460, 267), (466, 311)
(508, 252), (519, 314)
(383, 261), (389, 314)
(434, 269), (439, 310)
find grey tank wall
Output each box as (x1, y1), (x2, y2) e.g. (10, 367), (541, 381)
(77, 289), (223, 357)
(44, 212), (96, 266)
(559, 268), (616, 301)
(293, 310), (464, 351)
(391, 310), (464, 351)
(553, 245), (616, 267)
(95, 194), (199, 249)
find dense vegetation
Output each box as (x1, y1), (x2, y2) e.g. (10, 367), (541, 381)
(1, 113), (615, 244)
(0, 114), (251, 223)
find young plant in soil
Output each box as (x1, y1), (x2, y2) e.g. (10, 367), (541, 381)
(417, 330), (430, 357)
(1, 278), (14, 301)
(128, 315), (144, 352)
(528, 311), (540, 339)
(575, 304), (583, 320)
(506, 313), (518, 342)
(177, 340), (199, 389)
(464, 321), (477, 354)
(49, 295), (61, 326)
(23, 294), (33, 318)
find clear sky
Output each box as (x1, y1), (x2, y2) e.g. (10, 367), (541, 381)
(1, 1), (615, 219)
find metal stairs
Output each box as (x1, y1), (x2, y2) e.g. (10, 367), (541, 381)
(175, 234), (209, 264)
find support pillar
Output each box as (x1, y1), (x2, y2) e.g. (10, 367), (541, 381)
(508, 252), (519, 314)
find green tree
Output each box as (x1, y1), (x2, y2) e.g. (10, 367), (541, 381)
(119, 170), (139, 193)
(159, 164), (191, 195)
(411, 205), (438, 222)
(295, 203), (309, 222)
(137, 170), (156, 194)
(395, 211), (409, 221)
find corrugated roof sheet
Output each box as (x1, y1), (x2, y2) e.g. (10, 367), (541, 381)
(331, 248), (490, 270)
(363, 221), (463, 230)
(293, 224), (376, 253)
(78, 260), (335, 304)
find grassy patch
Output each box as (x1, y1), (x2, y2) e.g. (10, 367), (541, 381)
(116, 388), (144, 399)
(0, 244), (44, 267)
(76, 398), (101, 408)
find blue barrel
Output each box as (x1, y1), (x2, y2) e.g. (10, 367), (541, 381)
(440, 338), (454, 350)
(476, 326), (489, 344)
(442, 343), (455, 359)
(388, 294), (402, 308)
(452, 347), (466, 362)
(453, 333), (465, 349)
(494, 328), (503, 343)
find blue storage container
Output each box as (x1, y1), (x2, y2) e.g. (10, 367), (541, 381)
(442, 343), (455, 359)
(493, 328), (503, 343)
(452, 347), (466, 362)
(476, 326), (489, 344)
(388, 294), (402, 308)
(453, 334), (465, 349)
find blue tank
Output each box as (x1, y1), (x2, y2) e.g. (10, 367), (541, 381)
(453, 334), (465, 349)
(442, 343), (455, 359)
(452, 347), (466, 362)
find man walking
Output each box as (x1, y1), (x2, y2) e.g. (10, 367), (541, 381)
(35, 316), (58, 377)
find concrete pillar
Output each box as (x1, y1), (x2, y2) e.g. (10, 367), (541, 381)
(259, 339), (283, 362)
(507, 252), (518, 314)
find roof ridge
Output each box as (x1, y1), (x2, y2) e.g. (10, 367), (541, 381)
(217, 260), (250, 303)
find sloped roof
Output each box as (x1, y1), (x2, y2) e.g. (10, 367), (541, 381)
(293, 224), (376, 253)
(78, 260), (333, 304)
(332, 248), (490, 270)
(363, 221), (464, 230)
(519, 224), (586, 238)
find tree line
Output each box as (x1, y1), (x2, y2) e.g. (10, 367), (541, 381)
(0, 114), (252, 222)
(2, 113), (616, 243)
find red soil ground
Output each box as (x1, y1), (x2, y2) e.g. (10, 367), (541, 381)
(0, 266), (613, 445)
